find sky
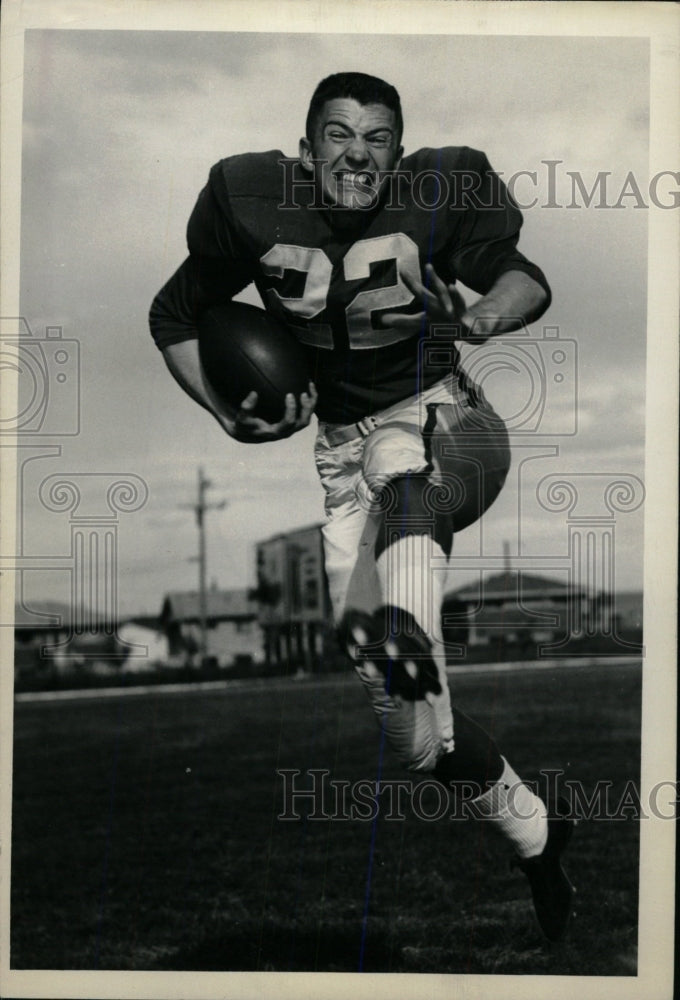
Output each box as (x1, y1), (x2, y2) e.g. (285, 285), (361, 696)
(11, 26), (654, 617)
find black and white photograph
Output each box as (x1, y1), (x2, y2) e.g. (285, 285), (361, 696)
(0, 2), (677, 998)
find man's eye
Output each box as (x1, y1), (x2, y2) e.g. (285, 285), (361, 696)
(370, 136), (389, 146)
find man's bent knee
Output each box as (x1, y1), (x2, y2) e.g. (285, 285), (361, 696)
(373, 473), (453, 559)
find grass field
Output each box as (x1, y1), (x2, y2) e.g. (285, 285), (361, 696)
(10, 661), (641, 975)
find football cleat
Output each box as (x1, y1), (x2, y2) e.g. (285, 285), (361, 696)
(338, 606), (442, 702)
(512, 796), (576, 942)
(339, 609), (377, 662)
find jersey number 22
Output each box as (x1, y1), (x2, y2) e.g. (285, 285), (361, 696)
(260, 233), (420, 350)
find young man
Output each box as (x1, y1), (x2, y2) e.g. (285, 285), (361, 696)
(150, 72), (575, 941)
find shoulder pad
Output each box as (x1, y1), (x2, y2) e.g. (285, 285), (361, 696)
(211, 150), (286, 200)
(403, 146), (489, 173)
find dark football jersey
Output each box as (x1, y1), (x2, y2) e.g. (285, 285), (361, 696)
(150, 147), (550, 423)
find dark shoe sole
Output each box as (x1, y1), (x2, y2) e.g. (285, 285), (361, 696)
(338, 606), (442, 701)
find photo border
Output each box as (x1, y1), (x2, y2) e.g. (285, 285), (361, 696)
(1, 2), (677, 999)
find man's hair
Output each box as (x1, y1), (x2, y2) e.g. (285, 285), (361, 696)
(305, 72), (403, 143)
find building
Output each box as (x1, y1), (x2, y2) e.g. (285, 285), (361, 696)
(14, 599), (77, 680)
(446, 570), (586, 649)
(608, 590), (643, 633)
(159, 588), (262, 668)
(444, 570), (642, 658)
(13, 599), (125, 680)
(254, 523), (333, 670)
(117, 620), (169, 673)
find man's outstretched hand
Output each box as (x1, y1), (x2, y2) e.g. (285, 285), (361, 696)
(381, 263), (488, 343)
(217, 382), (318, 443)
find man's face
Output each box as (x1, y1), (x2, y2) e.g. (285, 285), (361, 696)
(300, 98), (403, 210)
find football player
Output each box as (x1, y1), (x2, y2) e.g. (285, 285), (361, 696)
(150, 72), (575, 942)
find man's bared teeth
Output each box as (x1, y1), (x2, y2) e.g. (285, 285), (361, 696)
(337, 172), (374, 184)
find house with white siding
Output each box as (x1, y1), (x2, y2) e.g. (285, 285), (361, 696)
(159, 588), (263, 668)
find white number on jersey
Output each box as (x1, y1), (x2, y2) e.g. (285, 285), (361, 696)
(259, 233), (421, 350)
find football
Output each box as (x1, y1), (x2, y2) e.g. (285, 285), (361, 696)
(197, 301), (312, 423)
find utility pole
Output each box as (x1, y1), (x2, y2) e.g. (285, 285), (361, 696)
(181, 468), (227, 665)
(503, 539), (512, 576)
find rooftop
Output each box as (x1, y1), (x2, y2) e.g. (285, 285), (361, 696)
(161, 589), (258, 623)
(449, 571), (584, 602)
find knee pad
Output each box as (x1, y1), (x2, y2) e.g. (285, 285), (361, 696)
(362, 423), (425, 480)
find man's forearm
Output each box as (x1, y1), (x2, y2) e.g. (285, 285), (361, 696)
(162, 338), (233, 420)
(461, 270), (550, 340)
(160, 333), (317, 444)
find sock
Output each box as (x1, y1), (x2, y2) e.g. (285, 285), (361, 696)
(375, 532), (454, 752)
(468, 756), (548, 858)
(375, 533), (446, 652)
